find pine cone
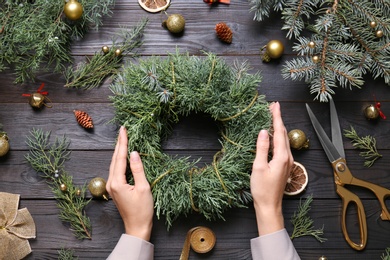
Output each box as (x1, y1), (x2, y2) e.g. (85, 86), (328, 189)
(215, 22), (232, 43)
(74, 110), (94, 129)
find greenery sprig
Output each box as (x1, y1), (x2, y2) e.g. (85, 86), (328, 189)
(58, 248), (78, 260)
(64, 18), (148, 90)
(290, 194), (326, 243)
(343, 126), (382, 167)
(382, 247), (390, 260)
(110, 51), (271, 228)
(249, 0), (390, 101)
(0, 0), (115, 83)
(25, 129), (92, 240)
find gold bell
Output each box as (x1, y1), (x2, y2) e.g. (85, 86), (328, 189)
(29, 93), (46, 109)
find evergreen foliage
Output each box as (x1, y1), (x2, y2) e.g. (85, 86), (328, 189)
(249, 0), (390, 101)
(25, 129), (92, 239)
(382, 247), (390, 260)
(0, 0), (115, 83)
(110, 51), (271, 228)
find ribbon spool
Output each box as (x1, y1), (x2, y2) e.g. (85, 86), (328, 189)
(179, 226), (216, 260)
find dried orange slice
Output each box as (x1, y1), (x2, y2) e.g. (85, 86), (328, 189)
(284, 161), (308, 196)
(138, 0), (170, 13)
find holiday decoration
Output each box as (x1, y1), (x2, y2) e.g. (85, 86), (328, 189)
(382, 247), (390, 260)
(0, 125), (9, 157)
(290, 195), (326, 242)
(318, 256), (328, 260)
(58, 248), (78, 260)
(64, 19), (148, 90)
(25, 129), (92, 239)
(88, 177), (109, 200)
(215, 22), (233, 43)
(163, 14), (185, 34)
(138, 0), (170, 13)
(288, 129), (309, 150)
(22, 83), (52, 109)
(0, 192), (36, 260)
(364, 104), (380, 120)
(284, 161), (308, 196)
(180, 226), (216, 259)
(344, 126), (382, 168)
(0, 0), (115, 83)
(63, 0), (84, 21)
(204, 0), (230, 5)
(260, 40), (284, 62)
(74, 110), (94, 129)
(110, 51), (271, 228)
(249, 0), (390, 101)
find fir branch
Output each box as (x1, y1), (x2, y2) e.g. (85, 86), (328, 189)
(64, 18), (148, 90)
(58, 248), (78, 260)
(343, 126), (382, 167)
(25, 129), (92, 240)
(290, 194), (326, 242)
(382, 247), (390, 260)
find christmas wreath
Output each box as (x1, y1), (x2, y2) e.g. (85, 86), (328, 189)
(109, 51), (271, 228)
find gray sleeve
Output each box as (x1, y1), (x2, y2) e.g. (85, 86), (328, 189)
(251, 229), (300, 260)
(107, 234), (154, 260)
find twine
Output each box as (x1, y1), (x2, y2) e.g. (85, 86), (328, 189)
(0, 192), (36, 260)
(218, 92), (259, 122)
(179, 226), (216, 260)
(212, 151), (231, 204)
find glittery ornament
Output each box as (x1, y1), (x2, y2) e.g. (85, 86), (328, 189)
(0, 133), (9, 157)
(288, 129), (309, 150)
(88, 177), (108, 200)
(163, 14), (185, 34)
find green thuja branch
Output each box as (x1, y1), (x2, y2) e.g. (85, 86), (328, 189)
(64, 18), (148, 90)
(343, 126), (382, 167)
(25, 129), (92, 240)
(382, 247), (390, 260)
(58, 248), (78, 260)
(290, 195), (326, 242)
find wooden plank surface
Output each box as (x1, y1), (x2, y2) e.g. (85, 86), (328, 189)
(1, 0), (390, 259)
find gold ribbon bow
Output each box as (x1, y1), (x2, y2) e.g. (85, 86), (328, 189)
(0, 192), (36, 260)
(179, 226), (216, 260)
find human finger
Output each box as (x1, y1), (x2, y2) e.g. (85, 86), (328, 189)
(270, 102), (289, 158)
(253, 129), (270, 171)
(112, 126), (129, 184)
(129, 151), (149, 187)
(107, 126), (123, 190)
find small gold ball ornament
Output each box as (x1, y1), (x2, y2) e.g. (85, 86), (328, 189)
(364, 104), (380, 120)
(288, 129), (309, 150)
(60, 183), (67, 192)
(0, 133), (10, 157)
(163, 14), (186, 34)
(312, 55), (320, 63)
(102, 45), (110, 54)
(370, 21), (377, 28)
(114, 48), (122, 57)
(318, 256), (328, 260)
(88, 177), (109, 200)
(64, 0), (83, 21)
(308, 41), (316, 48)
(375, 30), (383, 38)
(261, 40), (284, 62)
(76, 189), (82, 196)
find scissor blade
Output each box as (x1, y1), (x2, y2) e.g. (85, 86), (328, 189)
(306, 103), (342, 163)
(329, 97), (345, 158)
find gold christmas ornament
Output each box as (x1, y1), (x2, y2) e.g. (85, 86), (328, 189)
(0, 133), (9, 157)
(312, 55), (320, 63)
(60, 183), (67, 192)
(88, 177), (109, 200)
(76, 189), (82, 196)
(102, 45), (110, 54)
(370, 21), (377, 28)
(375, 30), (384, 38)
(261, 40), (284, 62)
(163, 14), (185, 34)
(308, 41), (316, 48)
(114, 48), (122, 57)
(364, 104), (380, 120)
(29, 93), (45, 108)
(288, 129), (309, 150)
(64, 0), (83, 21)
(318, 256), (328, 260)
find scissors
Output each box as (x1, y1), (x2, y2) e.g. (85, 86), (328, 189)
(306, 97), (390, 251)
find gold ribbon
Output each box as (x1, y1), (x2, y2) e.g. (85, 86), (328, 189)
(179, 226), (216, 260)
(0, 192), (36, 260)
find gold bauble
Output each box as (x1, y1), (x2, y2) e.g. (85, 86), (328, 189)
(364, 104), (379, 120)
(318, 256), (328, 260)
(312, 55), (320, 63)
(28, 92), (45, 109)
(0, 134), (10, 157)
(64, 0), (83, 21)
(308, 41), (316, 48)
(163, 14), (185, 34)
(114, 48), (122, 57)
(60, 183), (67, 192)
(265, 40), (284, 59)
(288, 129), (309, 150)
(376, 30), (383, 38)
(370, 21), (377, 28)
(76, 189), (82, 196)
(88, 177), (109, 200)
(102, 45), (110, 54)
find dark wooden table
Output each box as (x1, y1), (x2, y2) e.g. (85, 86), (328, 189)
(1, 0), (390, 259)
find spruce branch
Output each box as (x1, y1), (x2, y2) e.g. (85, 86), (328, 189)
(64, 18), (148, 90)
(25, 129), (92, 240)
(58, 248), (78, 260)
(290, 194), (327, 243)
(343, 126), (382, 167)
(382, 247), (390, 260)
